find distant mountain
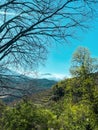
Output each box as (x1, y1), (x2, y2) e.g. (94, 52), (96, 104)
(40, 73), (66, 81)
(0, 68), (57, 103)
(0, 67), (20, 76)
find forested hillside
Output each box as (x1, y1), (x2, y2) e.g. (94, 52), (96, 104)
(0, 0), (98, 129)
(0, 47), (98, 130)
(0, 74), (56, 103)
(0, 71), (97, 130)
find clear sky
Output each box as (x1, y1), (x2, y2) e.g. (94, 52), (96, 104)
(38, 20), (98, 80)
(2, 1), (97, 80)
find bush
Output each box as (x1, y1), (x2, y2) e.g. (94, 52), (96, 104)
(2, 100), (57, 130)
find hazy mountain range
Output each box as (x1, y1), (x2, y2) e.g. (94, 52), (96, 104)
(0, 67), (57, 103)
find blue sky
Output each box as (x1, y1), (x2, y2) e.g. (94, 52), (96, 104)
(6, 15), (98, 80)
(1, 1), (97, 80)
(39, 20), (98, 79)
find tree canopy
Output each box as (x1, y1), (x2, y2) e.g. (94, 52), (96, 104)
(70, 46), (98, 77)
(0, 46), (98, 130)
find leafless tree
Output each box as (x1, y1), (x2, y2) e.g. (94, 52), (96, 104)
(0, 0), (97, 98)
(0, 0), (97, 68)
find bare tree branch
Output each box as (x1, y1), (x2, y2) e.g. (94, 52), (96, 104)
(0, 0), (97, 67)
(0, 0), (97, 97)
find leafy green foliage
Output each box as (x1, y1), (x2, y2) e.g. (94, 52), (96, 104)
(50, 75), (98, 130)
(70, 46), (98, 77)
(59, 102), (97, 130)
(0, 100), (6, 130)
(51, 69), (98, 130)
(0, 46), (98, 130)
(52, 83), (65, 101)
(0, 77), (98, 130)
(1, 100), (58, 130)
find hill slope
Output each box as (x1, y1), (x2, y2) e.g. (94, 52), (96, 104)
(0, 70), (57, 103)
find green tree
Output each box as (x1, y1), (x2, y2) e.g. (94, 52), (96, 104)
(58, 101), (98, 130)
(2, 100), (57, 130)
(70, 46), (98, 78)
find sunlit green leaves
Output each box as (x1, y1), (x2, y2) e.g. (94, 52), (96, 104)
(70, 46), (98, 77)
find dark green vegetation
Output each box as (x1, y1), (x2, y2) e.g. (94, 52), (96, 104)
(0, 47), (98, 130)
(0, 0), (98, 129)
(0, 73), (98, 130)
